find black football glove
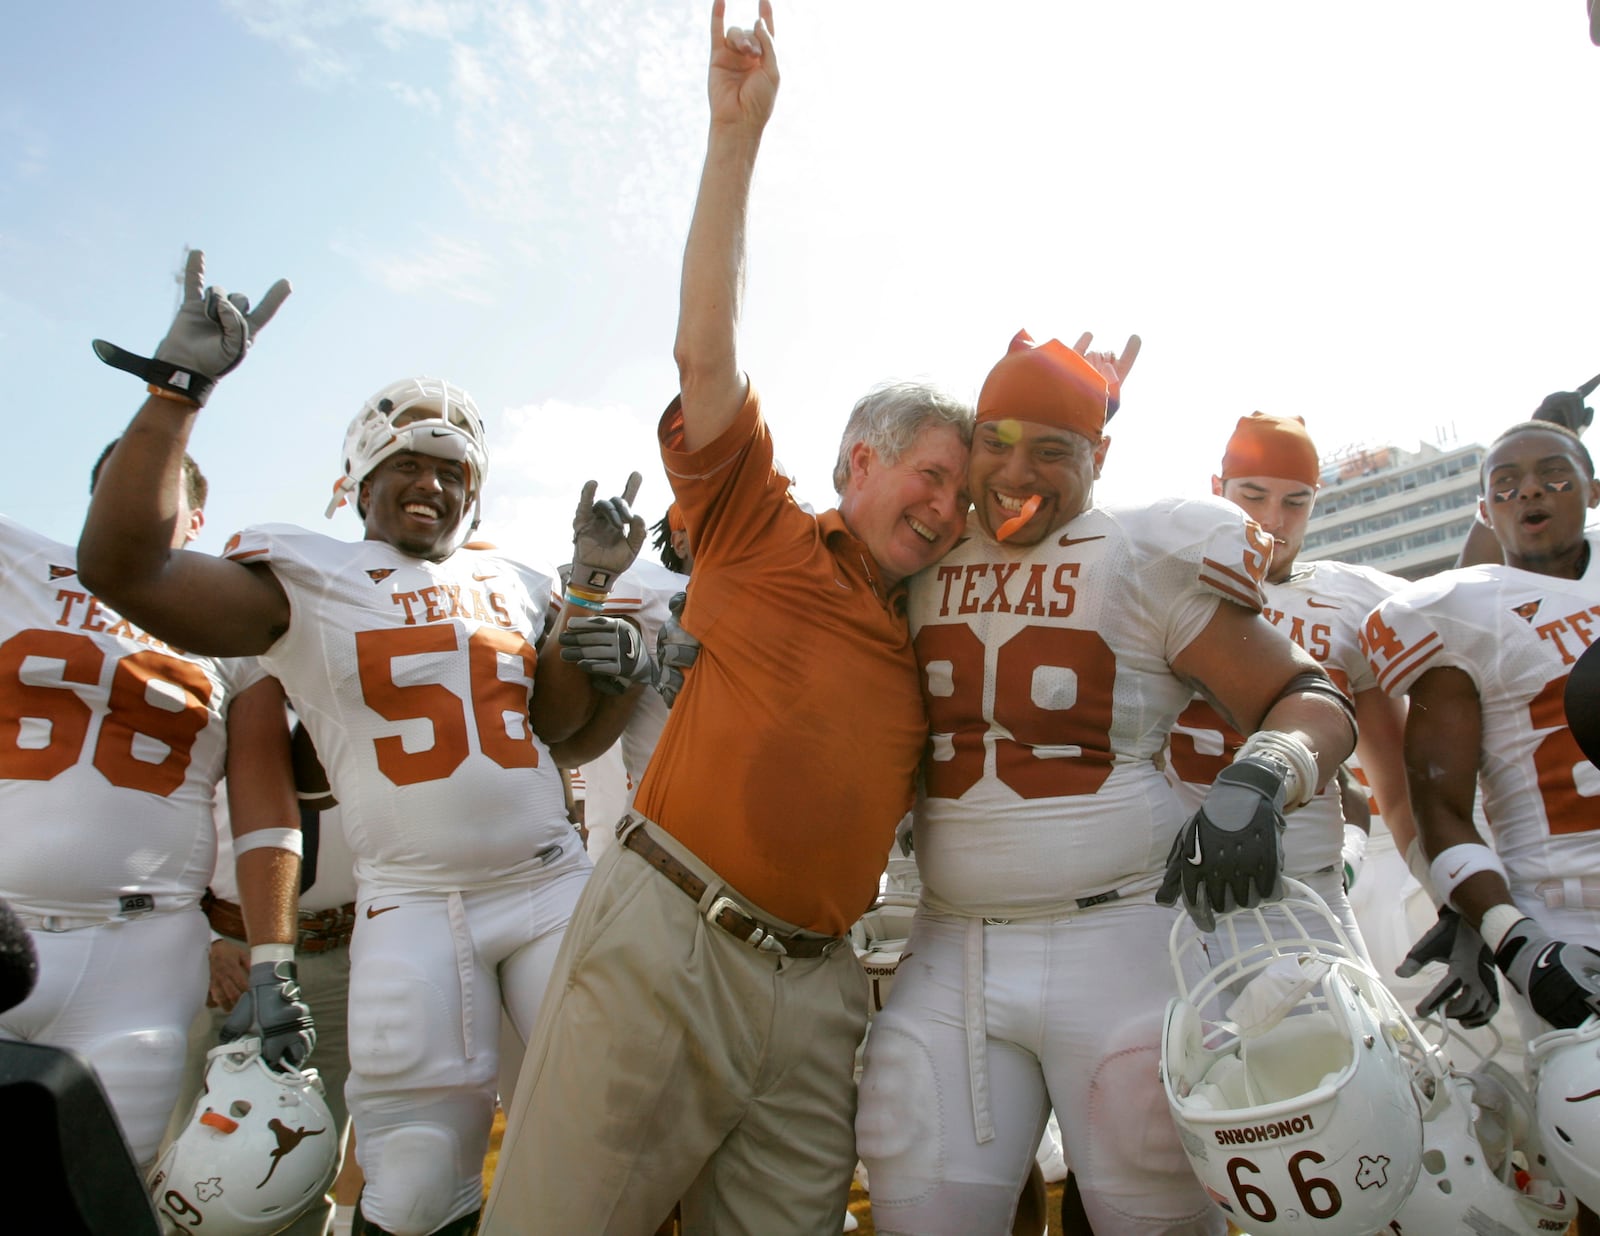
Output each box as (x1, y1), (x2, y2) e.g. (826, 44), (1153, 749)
(655, 590), (700, 709)
(1495, 917), (1600, 1029)
(92, 249), (289, 406)
(559, 616), (654, 695)
(221, 959), (315, 1071)
(1396, 906), (1499, 1029)
(1157, 756), (1287, 932)
(1531, 374), (1599, 436)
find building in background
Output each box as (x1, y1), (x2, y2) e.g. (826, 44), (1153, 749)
(1300, 437), (1485, 581)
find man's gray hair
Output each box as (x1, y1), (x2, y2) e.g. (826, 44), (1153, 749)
(831, 381), (974, 495)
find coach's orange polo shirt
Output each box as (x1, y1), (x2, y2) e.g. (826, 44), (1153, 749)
(634, 385), (927, 936)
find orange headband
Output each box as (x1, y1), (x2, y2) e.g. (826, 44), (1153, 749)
(977, 330), (1108, 441)
(1220, 412), (1320, 486)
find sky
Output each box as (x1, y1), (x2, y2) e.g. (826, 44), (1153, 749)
(3, 1), (1595, 572)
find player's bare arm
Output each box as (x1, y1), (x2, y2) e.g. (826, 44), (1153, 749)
(673, 0), (778, 451)
(1351, 685), (1417, 854)
(225, 676), (300, 951)
(1402, 665), (1506, 924)
(1173, 602), (1356, 790)
(79, 402), (291, 655)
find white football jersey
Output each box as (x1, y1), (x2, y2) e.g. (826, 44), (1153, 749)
(225, 526), (572, 894)
(601, 558), (690, 797)
(1169, 559), (1404, 874)
(909, 496), (1273, 916)
(0, 516), (264, 918)
(1364, 531), (1600, 890)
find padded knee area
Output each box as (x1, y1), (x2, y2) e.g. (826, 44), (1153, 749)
(86, 1025), (188, 1165)
(856, 1023), (944, 1203)
(360, 1123), (481, 1236)
(1084, 1033), (1217, 1232)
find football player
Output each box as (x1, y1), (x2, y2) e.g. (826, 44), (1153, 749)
(1166, 412), (1415, 955)
(0, 440), (307, 1170)
(77, 252), (642, 1236)
(855, 334), (1358, 1235)
(1363, 419), (1600, 1233)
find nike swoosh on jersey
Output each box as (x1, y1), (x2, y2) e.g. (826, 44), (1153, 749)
(1057, 534), (1108, 549)
(1186, 833), (1204, 866)
(1305, 597), (1340, 609)
(472, 572), (496, 582)
(365, 904), (399, 919)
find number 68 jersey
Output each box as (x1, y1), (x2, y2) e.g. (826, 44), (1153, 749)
(908, 496), (1272, 918)
(1362, 533), (1600, 891)
(0, 516), (264, 919)
(225, 525), (573, 896)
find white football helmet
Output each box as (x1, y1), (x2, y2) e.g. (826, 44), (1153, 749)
(1390, 1017), (1574, 1235)
(1162, 881), (1423, 1234)
(149, 1040), (338, 1236)
(326, 377), (489, 538)
(1529, 1015), (1600, 1212)
(851, 890), (918, 1014)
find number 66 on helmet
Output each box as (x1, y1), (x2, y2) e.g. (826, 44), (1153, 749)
(148, 1039), (338, 1236)
(1160, 881), (1424, 1234)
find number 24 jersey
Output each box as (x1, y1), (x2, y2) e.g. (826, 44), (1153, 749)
(1362, 530), (1600, 889)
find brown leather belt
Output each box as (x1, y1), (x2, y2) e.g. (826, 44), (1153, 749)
(620, 824), (843, 959)
(202, 890), (357, 955)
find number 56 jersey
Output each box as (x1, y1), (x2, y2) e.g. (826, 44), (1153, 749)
(0, 515), (264, 919)
(1362, 534), (1600, 891)
(908, 497), (1272, 918)
(225, 525), (573, 896)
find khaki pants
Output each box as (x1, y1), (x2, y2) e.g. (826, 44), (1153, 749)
(482, 822), (869, 1236)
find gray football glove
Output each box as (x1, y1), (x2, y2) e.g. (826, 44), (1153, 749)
(655, 590), (699, 709)
(569, 473), (646, 596)
(1494, 917), (1600, 1029)
(1397, 906), (1499, 1029)
(92, 249), (290, 406)
(1157, 756), (1288, 931)
(220, 959), (315, 1071)
(559, 616), (653, 695)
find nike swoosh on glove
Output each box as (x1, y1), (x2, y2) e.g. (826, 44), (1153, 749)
(1397, 906), (1499, 1028)
(1157, 756), (1288, 932)
(1495, 916), (1600, 1029)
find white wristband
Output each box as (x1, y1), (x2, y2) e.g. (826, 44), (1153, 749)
(1429, 842), (1508, 906)
(233, 828), (304, 858)
(1478, 902), (1526, 954)
(250, 942), (295, 965)
(1235, 730), (1319, 811)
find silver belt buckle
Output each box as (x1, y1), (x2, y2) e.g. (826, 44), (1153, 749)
(706, 894), (787, 956)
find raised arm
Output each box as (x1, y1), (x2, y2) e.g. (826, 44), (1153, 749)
(672, 0), (779, 451)
(77, 250), (292, 656)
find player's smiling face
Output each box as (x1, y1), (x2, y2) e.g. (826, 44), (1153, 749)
(968, 419), (1109, 547)
(1482, 427), (1600, 576)
(1215, 475), (1317, 583)
(840, 422), (970, 587)
(360, 450), (469, 562)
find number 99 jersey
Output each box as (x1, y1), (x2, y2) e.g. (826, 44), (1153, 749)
(908, 496), (1272, 917)
(0, 516), (263, 918)
(224, 525), (572, 896)
(1361, 534), (1600, 893)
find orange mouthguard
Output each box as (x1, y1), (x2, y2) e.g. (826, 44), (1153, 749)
(995, 494), (1042, 542)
